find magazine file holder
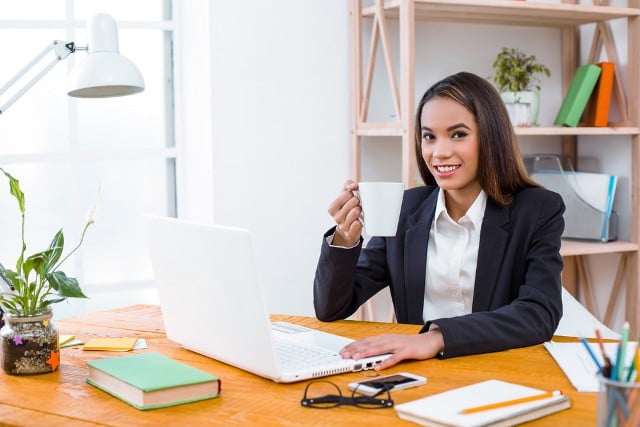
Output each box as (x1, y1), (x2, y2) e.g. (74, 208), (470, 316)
(524, 155), (617, 242)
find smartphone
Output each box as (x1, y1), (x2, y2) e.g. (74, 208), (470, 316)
(348, 372), (427, 396)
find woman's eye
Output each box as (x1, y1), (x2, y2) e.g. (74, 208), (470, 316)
(422, 133), (434, 142)
(452, 131), (468, 139)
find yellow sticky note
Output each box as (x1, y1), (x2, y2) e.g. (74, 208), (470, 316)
(82, 337), (139, 351)
(59, 335), (75, 346)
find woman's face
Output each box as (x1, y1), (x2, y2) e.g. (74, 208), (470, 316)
(420, 97), (481, 200)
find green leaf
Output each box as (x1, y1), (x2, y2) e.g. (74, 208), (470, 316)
(44, 229), (64, 273)
(16, 248), (24, 276)
(41, 297), (66, 307)
(3, 269), (27, 296)
(46, 271), (88, 298)
(2, 269), (18, 288)
(0, 297), (19, 313)
(0, 168), (25, 214)
(26, 282), (38, 310)
(23, 234), (64, 278)
(24, 252), (45, 279)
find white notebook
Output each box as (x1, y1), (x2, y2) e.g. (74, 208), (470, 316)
(394, 379), (571, 427)
(544, 341), (637, 392)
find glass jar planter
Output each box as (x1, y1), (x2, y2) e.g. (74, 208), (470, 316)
(0, 309), (59, 375)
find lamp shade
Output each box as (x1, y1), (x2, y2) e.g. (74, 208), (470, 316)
(68, 13), (144, 98)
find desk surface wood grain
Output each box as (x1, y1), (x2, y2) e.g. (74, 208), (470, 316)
(0, 305), (596, 426)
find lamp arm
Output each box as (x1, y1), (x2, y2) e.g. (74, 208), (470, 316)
(0, 40), (76, 115)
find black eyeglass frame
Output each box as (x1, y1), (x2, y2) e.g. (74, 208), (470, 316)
(300, 380), (394, 409)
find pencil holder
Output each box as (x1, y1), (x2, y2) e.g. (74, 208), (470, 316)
(597, 375), (640, 427)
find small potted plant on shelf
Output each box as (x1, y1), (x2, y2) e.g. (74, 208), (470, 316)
(0, 168), (93, 375)
(489, 47), (551, 127)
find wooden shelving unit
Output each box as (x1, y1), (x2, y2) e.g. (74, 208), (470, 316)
(350, 0), (640, 334)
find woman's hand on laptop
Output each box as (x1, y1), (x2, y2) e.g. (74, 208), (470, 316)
(339, 329), (444, 370)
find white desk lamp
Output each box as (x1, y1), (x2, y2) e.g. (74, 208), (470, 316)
(0, 13), (144, 114)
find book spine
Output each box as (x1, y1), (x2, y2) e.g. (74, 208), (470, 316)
(586, 62), (615, 127)
(554, 64), (602, 127)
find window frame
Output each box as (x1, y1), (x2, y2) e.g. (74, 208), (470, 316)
(0, 1), (216, 318)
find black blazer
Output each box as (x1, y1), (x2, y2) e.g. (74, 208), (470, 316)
(313, 185), (565, 358)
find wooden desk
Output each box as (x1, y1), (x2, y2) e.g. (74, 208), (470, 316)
(0, 305), (597, 426)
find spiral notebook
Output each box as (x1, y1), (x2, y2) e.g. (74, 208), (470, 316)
(395, 379), (570, 427)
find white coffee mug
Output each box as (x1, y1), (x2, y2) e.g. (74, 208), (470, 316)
(357, 182), (405, 236)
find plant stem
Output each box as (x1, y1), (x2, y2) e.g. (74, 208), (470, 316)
(52, 219), (92, 272)
(31, 273), (47, 313)
(18, 211), (25, 276)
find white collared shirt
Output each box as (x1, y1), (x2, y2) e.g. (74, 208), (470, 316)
(423, 189), (487, 322)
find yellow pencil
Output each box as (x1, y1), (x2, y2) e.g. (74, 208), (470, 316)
(635, 348), (640, 383)
(460, 390), (562, 415)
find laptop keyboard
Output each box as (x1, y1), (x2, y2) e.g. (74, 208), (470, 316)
(276, 340), (340, 370)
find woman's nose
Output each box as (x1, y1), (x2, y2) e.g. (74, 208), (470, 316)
(432, 140), (452, 158)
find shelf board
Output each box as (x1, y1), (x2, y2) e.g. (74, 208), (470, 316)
(355, 123), (640, 137)
(362, 0), (640, 27)
(515, 126), (640, 136)
(355, 121), (405, 136)
(560, 239), (637, 257)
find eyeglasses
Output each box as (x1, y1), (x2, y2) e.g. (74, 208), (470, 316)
(300, 380), (394, 409)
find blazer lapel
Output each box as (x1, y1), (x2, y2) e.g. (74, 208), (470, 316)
(472, 199), (510, 311)
(403, 190), (438, 324)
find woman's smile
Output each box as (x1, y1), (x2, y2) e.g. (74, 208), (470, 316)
(433, 164), (461, 175)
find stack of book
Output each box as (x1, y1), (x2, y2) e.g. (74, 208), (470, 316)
(554, 61), (615, 127)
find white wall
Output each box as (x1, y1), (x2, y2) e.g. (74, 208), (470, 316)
(207, 1), (350, 316)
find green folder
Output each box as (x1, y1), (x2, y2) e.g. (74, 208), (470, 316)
(554, 64), (602, 127)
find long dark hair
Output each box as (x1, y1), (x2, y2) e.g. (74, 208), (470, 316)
(414, 71), (539, 206)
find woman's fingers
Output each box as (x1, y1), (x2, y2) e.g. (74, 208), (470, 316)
(328, 181), (363, 246)
(339, 334), (440, 370)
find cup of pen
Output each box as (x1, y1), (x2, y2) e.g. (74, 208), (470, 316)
(597, 374), (640, 427)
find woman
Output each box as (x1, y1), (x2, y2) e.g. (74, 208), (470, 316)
(313, 71), (564, 370)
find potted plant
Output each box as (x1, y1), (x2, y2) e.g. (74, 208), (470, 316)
(0, 168), (93, 375)
(490, 47), (551, 127)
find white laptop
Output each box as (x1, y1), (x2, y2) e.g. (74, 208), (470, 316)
(144, 215), (390, 383)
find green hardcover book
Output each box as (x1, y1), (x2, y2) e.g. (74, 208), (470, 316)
(86, 352), (221, 410)
(554, 64), (602, 127)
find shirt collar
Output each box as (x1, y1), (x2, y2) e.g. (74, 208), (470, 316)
(434, 188), (448, 220)
(434, 188), (487, 228)
(466, 190), (488, 229)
